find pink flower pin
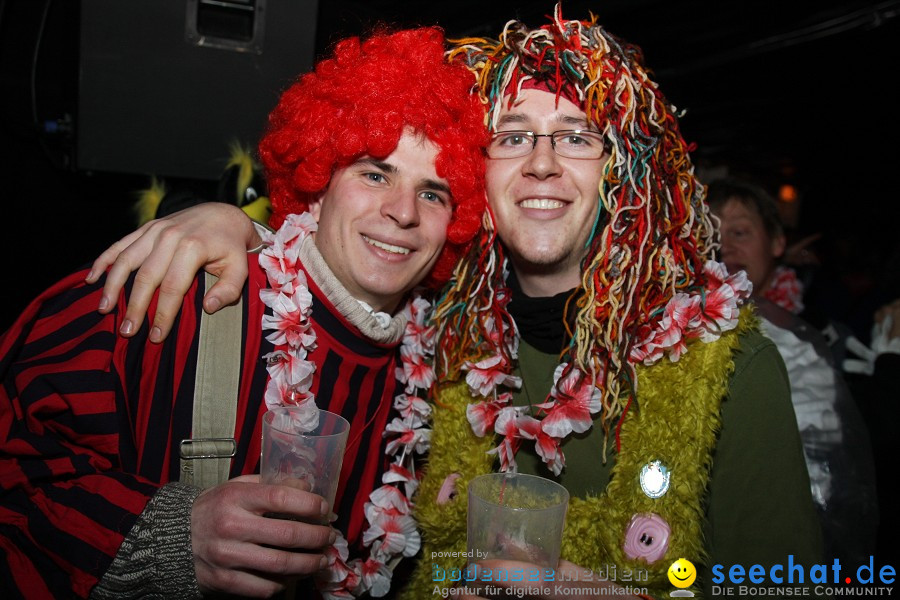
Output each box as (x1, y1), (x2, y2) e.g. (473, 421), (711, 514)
(436, 473), (462, 505)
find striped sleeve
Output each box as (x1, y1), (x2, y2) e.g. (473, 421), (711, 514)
(0, 268), (196, 599)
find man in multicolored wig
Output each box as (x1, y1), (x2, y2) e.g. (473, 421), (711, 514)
(400, 11), (822, 599)
(0, 28), (487, 599)
(81, 8), (823, 600)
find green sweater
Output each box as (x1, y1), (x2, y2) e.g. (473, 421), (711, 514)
(512, 330), (824, 597)
(404, 319), (824, 599)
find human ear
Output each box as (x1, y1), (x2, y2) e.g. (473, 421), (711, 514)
(771, 233), (787, 259)
(308, 194), (325, 222)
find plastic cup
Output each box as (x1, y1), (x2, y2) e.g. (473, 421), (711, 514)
(260, 407), (350, 515)
(467, 472), (569, 567)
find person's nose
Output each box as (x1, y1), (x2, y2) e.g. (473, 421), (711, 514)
(521, 136), (563, 179)
(719, 233), (736, 257)
(381, 186), (420, 228)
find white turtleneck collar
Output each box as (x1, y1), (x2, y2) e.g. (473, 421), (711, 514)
(298, 236), (407, 345)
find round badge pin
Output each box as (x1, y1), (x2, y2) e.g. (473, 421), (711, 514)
(640, 460), (671, 498)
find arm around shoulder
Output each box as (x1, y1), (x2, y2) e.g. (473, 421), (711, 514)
(89, 203), (260, 343)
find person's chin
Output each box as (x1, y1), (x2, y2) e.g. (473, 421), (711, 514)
(724, 262), (744, 276)
(512, 246), (571, 270)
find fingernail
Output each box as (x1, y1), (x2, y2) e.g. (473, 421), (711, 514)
(328, 529), (337, 544)
(320, 500), (329, 516)
(319, 555), (329, 569)
(206, 297), (220, 312)
(120, 320), (133, 335)
(86, 269), (95, 282)
(98, 296), (109, 311)
(150, 326), (162, 343)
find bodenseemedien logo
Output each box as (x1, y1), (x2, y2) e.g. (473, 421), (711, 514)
(667, 558), (696, 597)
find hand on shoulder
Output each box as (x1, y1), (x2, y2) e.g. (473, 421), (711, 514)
(86, 203), (260, 343)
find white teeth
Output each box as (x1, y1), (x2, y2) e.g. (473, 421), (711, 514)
(363, 235), (410, 255)
(520, 199), (565, 209)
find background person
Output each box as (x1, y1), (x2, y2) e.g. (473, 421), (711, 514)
(708, 177), (878, 568)
(843, 298), (900, 566)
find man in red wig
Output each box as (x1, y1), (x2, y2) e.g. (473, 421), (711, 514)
(0, 28), (486, 599)
(74, 8), (824, 600)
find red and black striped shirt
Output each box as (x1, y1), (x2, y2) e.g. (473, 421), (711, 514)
(0, 253), (401, 598)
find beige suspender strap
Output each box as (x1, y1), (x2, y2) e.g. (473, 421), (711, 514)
(179, 273), (243, 489)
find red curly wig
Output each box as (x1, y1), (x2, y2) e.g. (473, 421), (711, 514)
(258, 27), (488, 287)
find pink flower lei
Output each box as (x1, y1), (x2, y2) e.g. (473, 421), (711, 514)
(258, 213), (434, 598)
(762, 265), (805, 314)
(463, 260), (752, 475)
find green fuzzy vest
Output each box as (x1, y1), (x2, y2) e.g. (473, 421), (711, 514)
(399, 308), (757, 599)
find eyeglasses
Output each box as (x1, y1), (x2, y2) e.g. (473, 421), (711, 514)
(487, 129), (606, 160)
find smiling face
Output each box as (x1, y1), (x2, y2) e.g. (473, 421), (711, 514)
(667, 558), (697, 588)
(715, 198), (785, 294)
(309, 131), (452, 313)
(485, 88), (606, 296)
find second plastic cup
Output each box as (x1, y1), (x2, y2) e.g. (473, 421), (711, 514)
(467, 472), (569, 567)
(260, 407), (350, 515)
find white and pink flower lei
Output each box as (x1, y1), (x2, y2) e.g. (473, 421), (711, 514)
(763, 265), (804, 314)
(258, 213), (434, 599)
(463, 260), (752, 475)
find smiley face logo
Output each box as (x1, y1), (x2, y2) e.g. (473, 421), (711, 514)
(667, 558), (696, 588)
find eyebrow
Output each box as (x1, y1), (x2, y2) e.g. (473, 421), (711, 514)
(356, 158), (397, 174)
(496, 113), (592, 130)
(423, 178), (452, 195)
(355, 158), (451, 195)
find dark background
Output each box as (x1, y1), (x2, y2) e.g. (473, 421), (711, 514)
(1, 0), (899, 334)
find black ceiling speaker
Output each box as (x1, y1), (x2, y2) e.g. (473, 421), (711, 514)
(77, 0), (318, 180)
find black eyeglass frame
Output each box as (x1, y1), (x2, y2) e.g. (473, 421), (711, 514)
(486, 129), (607, 160)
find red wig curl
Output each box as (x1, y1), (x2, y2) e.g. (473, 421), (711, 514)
(258, 28), (488, 286)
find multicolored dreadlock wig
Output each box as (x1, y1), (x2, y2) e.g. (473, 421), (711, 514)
(257, 27), (488, 287)
(436, 7), (727, 448)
